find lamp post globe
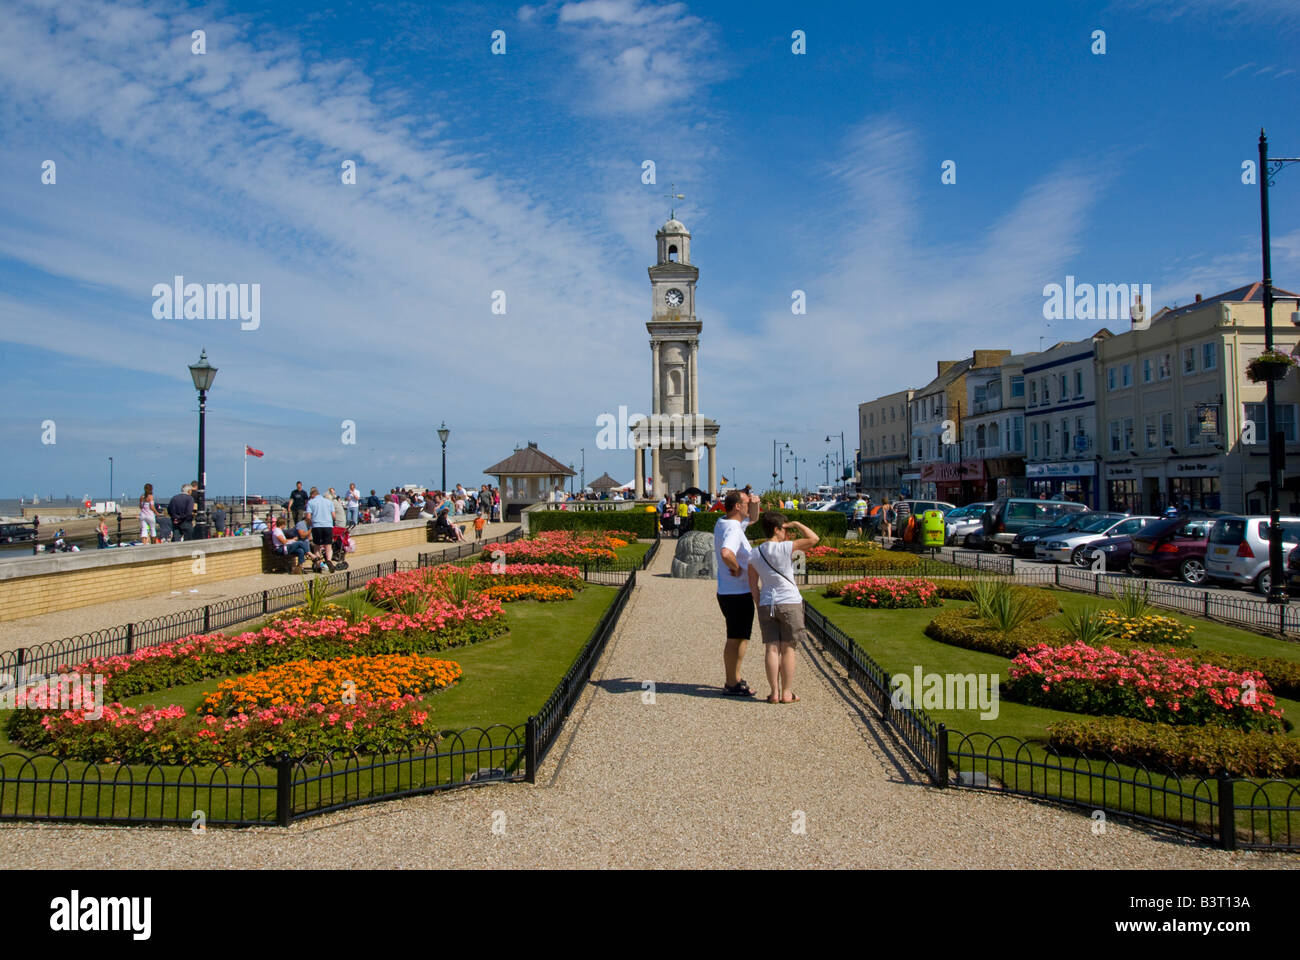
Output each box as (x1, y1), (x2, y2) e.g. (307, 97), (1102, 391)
(187, 349), (217, 540)
(437, 422), (449, 492)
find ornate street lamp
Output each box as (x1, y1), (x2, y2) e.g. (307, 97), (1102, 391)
(1257, 129), (1299, 602)
(437, 422), (450, 492)
(188, 349), (217, 540)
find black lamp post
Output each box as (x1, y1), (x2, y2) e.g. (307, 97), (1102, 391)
(1257, 129), (1298, 603)
(188, 349), (217, 540)
(826, 432), (847, 492)
(569, 464), (575, 496)
(437, 422), (450, 492)
(107, 456), (113, 506)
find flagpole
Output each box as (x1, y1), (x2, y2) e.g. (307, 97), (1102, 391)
(243, 446), (247, 526)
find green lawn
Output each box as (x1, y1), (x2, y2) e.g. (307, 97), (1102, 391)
(0, 585), (620, 824)
(805, 587), (1300, 843)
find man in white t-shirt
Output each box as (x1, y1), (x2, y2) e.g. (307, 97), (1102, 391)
(714, 488), (762, 696)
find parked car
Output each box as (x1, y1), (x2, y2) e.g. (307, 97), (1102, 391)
(1128, 516), (1217, 584)
(0, 522), (38, 543)
(1036, 514), (1159, 565)
(1085, 533), (1135, 572)
(1010, 510), (1103, 557)
(983, 497), (1090, 551)
(1204, 516), (1300, 594)
(944, 502), (991, 546)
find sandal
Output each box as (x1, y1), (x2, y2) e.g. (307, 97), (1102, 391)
(766, 694), (780, 704)
(723, 680), (756, 697)
(781, 694), (800, 704)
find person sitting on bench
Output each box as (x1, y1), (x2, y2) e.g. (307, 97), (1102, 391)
(270, 516), (315, 572)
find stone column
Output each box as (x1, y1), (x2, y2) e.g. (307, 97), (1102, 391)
(652, 341), (661, 415)
(708, 443), (717, 495)
(689, 341), (699, 413)
(652, 446), (661, 499)
(634, 446), (645, 498)
(691, 444), (701, 489)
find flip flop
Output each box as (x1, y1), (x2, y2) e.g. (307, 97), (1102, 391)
(766, 694), (780, 704)
(781, 694), (800, 704)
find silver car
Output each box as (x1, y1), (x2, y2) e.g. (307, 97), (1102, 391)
(944, 503), (991, 546)
(1204, 516), (1300, 594)
(1037, 514), (1158, 565)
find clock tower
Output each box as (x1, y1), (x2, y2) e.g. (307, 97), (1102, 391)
(633, 215), (719, 499)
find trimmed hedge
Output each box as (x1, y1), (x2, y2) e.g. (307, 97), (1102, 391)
(809, 552), (921, 572)
(924, 608), (1071, 658)
(1047, 716), (1300, 779)
(528, 509), (660, 539)
(692, 510), (847, 539)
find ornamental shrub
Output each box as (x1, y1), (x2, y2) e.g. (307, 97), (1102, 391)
(837, 577), (941, 609)
(527, 510), (659, 539)
(481, 583), (575, 602)
(924, 609), (1070, 658)
(1096, 610), (1196, 647)
(1047, 716), (1300, 779)
(1006, 642), (1284, 732)
(692, 510), (847, 540)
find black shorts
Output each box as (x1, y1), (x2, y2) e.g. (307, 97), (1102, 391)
(716, 592), (755, 640)
(311, 527), (334, 546)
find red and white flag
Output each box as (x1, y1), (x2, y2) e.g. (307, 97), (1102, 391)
(245, 445), (264, 458)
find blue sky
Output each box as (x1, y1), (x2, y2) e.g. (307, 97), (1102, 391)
(1, 0), (1298, 501)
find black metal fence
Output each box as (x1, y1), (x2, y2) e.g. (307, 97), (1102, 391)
(2, 532), (520, 682)
(802, 601), (1300, 851)
(527, 569), (639, 773)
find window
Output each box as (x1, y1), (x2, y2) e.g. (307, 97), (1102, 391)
(1074, 369), (1083, 397)
(1060, 374), (1069, 399)
(1029, 379), (1038, 405)
(1107, 367), (1117, 391)
(1244, 403), (1300, 443)
(989, 422), (1000, 448)
(1143, 358), (1153, 383)
(1183, 347), (1195, 374)
(1145, 415), (1157, 449)
(869, 438), (875, 454)
(1061, 418), (1070, 453)
(1011, 415), (1023, 451)
(1158, 353), (1171, 380)
(974, 385), (987, 409)
(1202, 342), (1217, 371)
(1042, 378), (1051, 403)
(1161, 412), (1174, 447)
(976, 425), (986, 448)
(1185, 409), (1203, 446)
(1109, 420), (1121, 453)
(1043, 424), (1052, 457)
(891, 434), (896, 450)
(1123, 417), (1135, 451)
(1122, 364), (1132, 387)
(1010, 376), (1025, 398)
(869, 412), (875, 427)
(1076, 416), (1085, 451)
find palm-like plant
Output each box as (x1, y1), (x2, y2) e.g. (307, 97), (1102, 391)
(301, 576), (333, 618)
(970, 579), (1037, 635)
(1062, 605), (1118, 647)
(1108, 580), (1152, 620)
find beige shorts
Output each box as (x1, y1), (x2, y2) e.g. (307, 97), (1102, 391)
(757, 603), (807, 646)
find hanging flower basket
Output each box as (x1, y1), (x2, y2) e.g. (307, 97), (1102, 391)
(1246, 350), (1298, 383)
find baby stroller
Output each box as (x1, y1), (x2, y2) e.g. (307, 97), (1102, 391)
(329, 526), (353, 570)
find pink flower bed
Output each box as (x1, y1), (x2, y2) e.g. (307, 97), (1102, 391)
(838, 577), (941, 609)
(1007, 642), (1284, 732)
(365, 563), (582, 604)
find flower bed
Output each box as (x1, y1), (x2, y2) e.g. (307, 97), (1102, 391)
(200, 654), (462, 716)
(365, 563), (582, 605)
(1006, 642), (1284, 732)
(837, 577), (941, 609)
(18, 695), (444, 766)
(1096, 610), (1196, 647)
(478, 530), (627, 565)
(1047, 716), (1300, 778)
(481, 584), (575, 603)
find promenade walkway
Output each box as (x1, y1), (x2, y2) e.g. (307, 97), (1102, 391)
(2, 540), (1292, 868)
(0, 522), (517, 654)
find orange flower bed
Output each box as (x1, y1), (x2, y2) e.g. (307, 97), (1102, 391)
(481, 583), (575, 603)
(200, 654), (463, 716)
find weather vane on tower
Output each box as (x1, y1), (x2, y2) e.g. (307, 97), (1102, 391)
(664, 183), (684, 219)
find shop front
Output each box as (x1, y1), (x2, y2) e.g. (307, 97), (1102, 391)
(1026, 460), (1098, 508)
(900, 471), (921, 500)
(1168, 459), (1222, 511)
(920, 460), (985, 506)
(1103, 462), (1139, 513)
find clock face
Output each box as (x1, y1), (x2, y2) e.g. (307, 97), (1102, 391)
(665, 288), (684, 308)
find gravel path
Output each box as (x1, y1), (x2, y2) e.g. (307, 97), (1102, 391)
(2, 543), (1295, 868)
(0, 523), (516, 653)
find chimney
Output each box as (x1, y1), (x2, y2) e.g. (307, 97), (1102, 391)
(1195, 293), (1202, 303)
(936, 360), (957, 377)
(972, 349), (1011, 368)
(527, 441), (538, 449)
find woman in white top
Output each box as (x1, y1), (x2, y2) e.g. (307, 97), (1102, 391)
(746, 512), (820, 704)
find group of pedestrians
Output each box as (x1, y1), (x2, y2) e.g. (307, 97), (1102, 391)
(712, 489), (818, 704)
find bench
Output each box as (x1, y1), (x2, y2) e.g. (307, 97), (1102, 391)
(262, 532), (298, 573)
(426, 519), (466, 543)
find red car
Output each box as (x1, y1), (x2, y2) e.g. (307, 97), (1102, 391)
(1128, 516), (1216, 584)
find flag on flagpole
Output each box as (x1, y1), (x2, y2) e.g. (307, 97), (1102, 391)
(720, 475), (729, 486)
(245, 445), (264, 458)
